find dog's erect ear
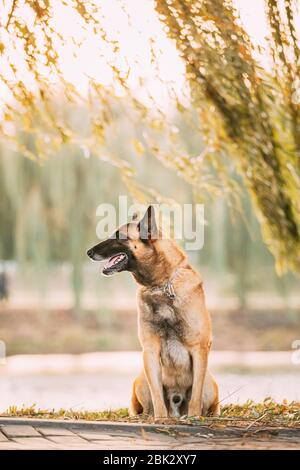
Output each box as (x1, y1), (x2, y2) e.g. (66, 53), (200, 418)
(138, 205), (158, 240)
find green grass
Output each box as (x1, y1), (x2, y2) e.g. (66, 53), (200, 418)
(1, 399), (300, 429)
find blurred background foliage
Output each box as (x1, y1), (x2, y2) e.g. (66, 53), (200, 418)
(0, 102), (298, 316)
(155, 0), (300, 274)
(0, 0), (299, 320)
(0, 0), (299, 276)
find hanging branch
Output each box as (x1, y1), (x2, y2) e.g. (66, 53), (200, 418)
(0, 0), (300, 274)
(155, 0), (300, 273)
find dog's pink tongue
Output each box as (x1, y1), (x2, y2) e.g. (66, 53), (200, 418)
(106, 254), (122, 268)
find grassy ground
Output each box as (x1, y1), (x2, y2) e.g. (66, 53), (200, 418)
(2, 400), (299, 429)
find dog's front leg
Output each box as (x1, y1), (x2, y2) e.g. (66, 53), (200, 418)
(188, 343), (209, 416)
(143, 342), (168, 418)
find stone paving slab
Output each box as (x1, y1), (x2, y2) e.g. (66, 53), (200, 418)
(1, 424), (41, 438)
(12, 437), (60, 450)
(76, 432), (115, 440)
(48, 435), (89, 446)
(36, 426), (75, 436)
(0, 418), (299, 450)
(3, 416), (299, 437)
(0, 441), (27, 450)
(0, 430), (9, 442)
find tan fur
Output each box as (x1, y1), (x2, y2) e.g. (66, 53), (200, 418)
(88, 211), (219, 418)
(124, 228), (219, 418)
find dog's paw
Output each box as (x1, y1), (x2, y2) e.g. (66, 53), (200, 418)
(188, 405), (203, 418)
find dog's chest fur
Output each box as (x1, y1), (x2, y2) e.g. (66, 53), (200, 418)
(143, 293), (191, 376)
(145, 293), (184, 340)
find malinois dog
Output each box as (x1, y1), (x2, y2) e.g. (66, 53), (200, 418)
(87, 206), (219, 418)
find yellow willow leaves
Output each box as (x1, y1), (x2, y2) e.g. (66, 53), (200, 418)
(132, 139), (145, 156)
(0, 0), (300, 274)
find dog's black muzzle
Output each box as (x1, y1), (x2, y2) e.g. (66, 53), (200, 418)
(87, 238), (131, 275)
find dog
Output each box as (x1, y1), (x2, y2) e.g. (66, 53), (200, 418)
(87, 206), (219, 418)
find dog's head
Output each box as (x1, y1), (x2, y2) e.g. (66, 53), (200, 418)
(87, 206), (159, 277)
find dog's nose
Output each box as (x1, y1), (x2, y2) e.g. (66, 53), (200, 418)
(87, 248), (94, 258)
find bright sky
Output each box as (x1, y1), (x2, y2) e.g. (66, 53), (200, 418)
(1, 0), (298, 109)
(55, 0), (270, 97)
(54, 0), (187, 103)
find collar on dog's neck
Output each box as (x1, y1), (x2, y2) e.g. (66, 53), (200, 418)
(150, 266), (184, 301)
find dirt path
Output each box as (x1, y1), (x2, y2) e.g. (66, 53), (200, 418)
(0, 418), (299, 450)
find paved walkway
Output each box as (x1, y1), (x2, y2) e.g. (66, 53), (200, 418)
(0, 418), (299, 450)
(1, 352), (300, 411)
